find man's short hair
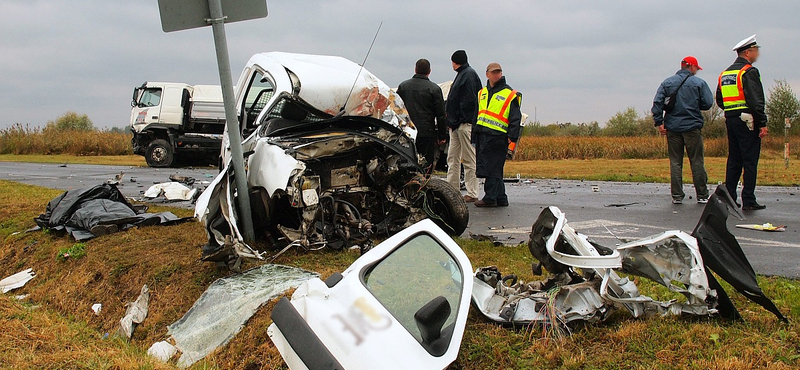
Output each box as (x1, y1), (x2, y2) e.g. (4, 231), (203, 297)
(415, 59), (431, 75)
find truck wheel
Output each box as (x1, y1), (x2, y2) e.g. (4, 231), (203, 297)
(145, 139), (174, 167)
(421, 177), (469, 236)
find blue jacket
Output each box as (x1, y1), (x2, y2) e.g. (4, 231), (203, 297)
(651, 69), (714, 132)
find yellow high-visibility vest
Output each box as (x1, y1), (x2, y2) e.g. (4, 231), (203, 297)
(718, 64), (752, 111)
(477, 87), (520, 133)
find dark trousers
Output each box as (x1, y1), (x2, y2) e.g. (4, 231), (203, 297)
(415, 136), (439, 173)
(667, 128), (709, 200)
(725, 116), (761, 205)
(475, 133), (508, 205)
(483, 177), (507, 205)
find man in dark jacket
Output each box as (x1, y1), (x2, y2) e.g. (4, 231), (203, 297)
(716, 35), (768, 210)
(445, 50), (481, 201)
(397, 59), (447, 172)
(651, 56), (714, 204)
(473, 63), (522, 207)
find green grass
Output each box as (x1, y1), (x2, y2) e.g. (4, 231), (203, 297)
(56, 242), (87, 261)
(0, 179), (798, 370)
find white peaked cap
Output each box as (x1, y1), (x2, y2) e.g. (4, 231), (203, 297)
(733, 34), (759, 52)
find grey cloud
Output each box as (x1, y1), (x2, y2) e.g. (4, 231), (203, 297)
(1, 0), (799, 129)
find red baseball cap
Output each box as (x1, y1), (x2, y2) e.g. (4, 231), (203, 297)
(682, 56), (702, 70)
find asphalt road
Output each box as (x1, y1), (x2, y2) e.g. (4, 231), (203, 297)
(2, 161), (798, 278)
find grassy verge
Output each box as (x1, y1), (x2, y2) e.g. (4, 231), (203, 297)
(1, 180), (798, 369)
(0, 154), (146, 167)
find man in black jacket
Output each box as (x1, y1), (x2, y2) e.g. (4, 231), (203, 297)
(716, 34), (768, 210)
(473, 63), (522, 207)
(397, 59), (447, 173)
(445, 50), (481, 201)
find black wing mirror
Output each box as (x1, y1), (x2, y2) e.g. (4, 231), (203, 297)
(414, 296), (451, 357)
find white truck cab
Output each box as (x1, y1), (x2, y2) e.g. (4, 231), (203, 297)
(130, 82), (226, 167)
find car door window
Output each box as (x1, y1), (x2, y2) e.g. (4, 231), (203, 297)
(241, 70), (274, 130)
(363, 234), (463, 344)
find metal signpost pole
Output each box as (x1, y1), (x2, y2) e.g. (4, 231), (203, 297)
(206, 0), (256, 242)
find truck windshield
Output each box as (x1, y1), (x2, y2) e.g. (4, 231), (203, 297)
(138, 88), (162, 107)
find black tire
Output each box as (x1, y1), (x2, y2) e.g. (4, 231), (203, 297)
(145, 139), (174, 168)
(422, 177), (469, 236)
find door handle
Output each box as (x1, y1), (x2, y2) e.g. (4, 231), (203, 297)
(151, 116), (159, 119)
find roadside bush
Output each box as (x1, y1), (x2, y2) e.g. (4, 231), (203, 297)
(0, 124), (131, 155)
(601, 107), (657, 137)
(46, 111), (94, 131)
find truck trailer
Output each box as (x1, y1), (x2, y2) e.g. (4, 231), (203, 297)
(130, 82), (226, 167)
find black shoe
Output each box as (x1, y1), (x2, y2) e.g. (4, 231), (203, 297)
(474, 200), (498, 207)
(742, 203), (766, 211)
(497, 202), (509, 207)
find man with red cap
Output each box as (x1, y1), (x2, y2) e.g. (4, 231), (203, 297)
(651, 56), (714, 204)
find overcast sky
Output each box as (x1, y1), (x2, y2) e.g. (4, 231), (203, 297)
(2, 0), (799, 129)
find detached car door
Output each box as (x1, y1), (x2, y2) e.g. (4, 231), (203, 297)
(268, 219), (473, 370)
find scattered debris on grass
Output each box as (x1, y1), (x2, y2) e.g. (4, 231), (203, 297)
(147, 341), (178, 362)
(472, 186), (788, 331)
(0, 268), (36, 293)
(118, 284), (150, 340)
(33, 183), (190, 241)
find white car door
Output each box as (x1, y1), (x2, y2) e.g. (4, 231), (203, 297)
(268, 219), (473, 370)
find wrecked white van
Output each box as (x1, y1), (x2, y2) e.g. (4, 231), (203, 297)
(195, 52), (468, 266)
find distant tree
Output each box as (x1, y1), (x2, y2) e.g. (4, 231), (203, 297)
(46, 111), (94, 131)
(603, 107), (655, 136)
(108, 126), (132, 134)
(765, 79), (800, 134)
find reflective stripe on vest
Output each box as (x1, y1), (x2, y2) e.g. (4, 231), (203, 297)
(718, 64), (752, 111)
(477, 88), (519, 133)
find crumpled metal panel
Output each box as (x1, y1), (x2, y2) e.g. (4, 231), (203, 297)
(246, 140), (306, 197)
(691, 186), (788, 322)
(242, 52), (415, 137)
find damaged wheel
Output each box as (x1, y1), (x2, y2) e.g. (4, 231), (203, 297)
(421, 177), (468, 236)
(145, 139), (175, 168)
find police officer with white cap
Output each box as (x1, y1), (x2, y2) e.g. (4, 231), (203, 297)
(716, 34), (768, 210)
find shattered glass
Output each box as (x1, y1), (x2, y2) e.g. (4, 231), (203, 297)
(167, 264), (317, 368)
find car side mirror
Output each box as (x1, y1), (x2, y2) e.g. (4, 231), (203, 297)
(414, 296), (451, 356)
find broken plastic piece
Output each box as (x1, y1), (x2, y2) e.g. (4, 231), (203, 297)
(735, 223), (786, 232)
(118, 285), (150, 340)
(144, 182), (198, 201)
(0, 268), (36, 293)
(147, 341), (178, 362)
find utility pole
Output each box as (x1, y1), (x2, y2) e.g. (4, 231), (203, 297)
(157, 0), (268, 243)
